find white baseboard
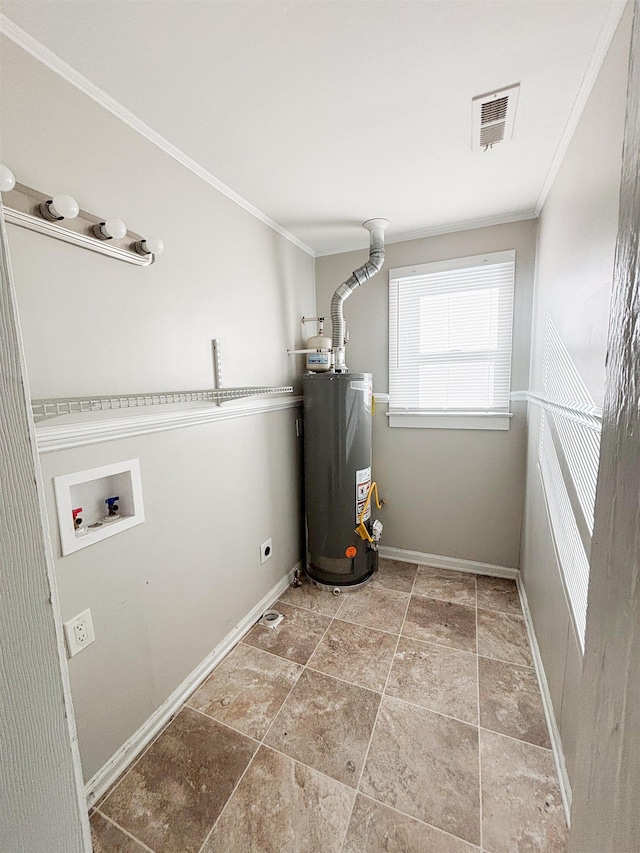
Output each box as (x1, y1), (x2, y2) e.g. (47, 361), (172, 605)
(379, 545), (518, 579)
(516, 575), (572, 826)
(85, 565), (298, 806)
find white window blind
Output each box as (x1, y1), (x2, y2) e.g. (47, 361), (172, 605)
(388, 251), (515, 429)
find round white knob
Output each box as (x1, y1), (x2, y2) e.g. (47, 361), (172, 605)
(0, 164), (16, 192)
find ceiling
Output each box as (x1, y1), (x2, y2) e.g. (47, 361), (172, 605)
(0, 1), (625, 256)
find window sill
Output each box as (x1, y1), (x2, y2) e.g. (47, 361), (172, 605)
(387, 412), (512, 430)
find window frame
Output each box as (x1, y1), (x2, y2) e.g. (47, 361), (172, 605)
(388, 250), (516, 430)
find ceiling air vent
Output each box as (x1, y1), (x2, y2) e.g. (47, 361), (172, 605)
(472, 84), (520, 151)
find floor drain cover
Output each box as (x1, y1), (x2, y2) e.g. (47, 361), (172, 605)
(258, 610), (284, 630)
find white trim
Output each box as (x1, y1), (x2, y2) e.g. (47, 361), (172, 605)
(315, 211), (538, 257)
(387, 412), (511, 430)
(511, 389), (602, 428)
(389, 249), (516, 280)
(84, 565), (297, 807)
(36, 395), (302, 453)
(535, 0), (627, 214)
(378, 546), (518, 579)
(516, 573), (573, 826)
(536, 460), (588, 658)
(0, 14), (315, 259)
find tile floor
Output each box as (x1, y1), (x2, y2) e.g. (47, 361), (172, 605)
(90, 560), (568, 852)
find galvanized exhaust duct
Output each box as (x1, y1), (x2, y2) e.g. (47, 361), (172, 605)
(330, 218), (389, 372)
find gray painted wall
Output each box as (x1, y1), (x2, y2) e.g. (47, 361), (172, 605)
(315, 220), (537, 569)
(520, 4), (632, 789)
(0, 37), (315, 781)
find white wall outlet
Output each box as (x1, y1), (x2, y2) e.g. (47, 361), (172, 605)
(64, 609), (96, 657)
(260, 538), (273, 564)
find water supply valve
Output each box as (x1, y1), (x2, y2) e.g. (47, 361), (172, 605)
(104, 496), (120, 522)
(72, 507), (88, 537)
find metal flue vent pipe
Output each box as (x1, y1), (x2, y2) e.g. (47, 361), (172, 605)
(330, 218), (389, 373)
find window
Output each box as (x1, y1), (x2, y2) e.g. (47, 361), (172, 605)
(388, 250), (516, 429)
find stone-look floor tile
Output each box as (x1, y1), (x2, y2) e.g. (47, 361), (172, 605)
(90, 812), (149, 853)
(386, 636), (478, 724)
(242, 601), (331, 665)
(361, 696), (480, 846)
(413, 566), (477, 607)
(481, 729), (568, 852)
(187, 643), (302, 739)
(278, 576), (345, 616)
(337, 585), (409, 634)
(307, 618), (397, 691)
(101, 707), (257, 853)
(343, 795), (480, 853)
(476, 576), (522, 615)
(403, 596), (476, 653)
(479, 656), (550, 748)
(203, 746), (355, 853)
(265, 668), (380, 787)
(477, 609), (533, 666)
(371, 558), (418, 593)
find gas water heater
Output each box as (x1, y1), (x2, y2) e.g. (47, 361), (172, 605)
(296, 219), (389, 591)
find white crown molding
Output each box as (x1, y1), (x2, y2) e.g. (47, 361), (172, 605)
(0, 14), (315, 259)
(535, 0), (627, 215)
(315, 210), (538, 257)
(36, 395), (302, 453)
(85, 565), (297, 807)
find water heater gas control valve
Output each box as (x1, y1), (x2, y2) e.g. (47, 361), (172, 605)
(372, 519), (383, 544)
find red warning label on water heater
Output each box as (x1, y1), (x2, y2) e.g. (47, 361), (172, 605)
(356, 466), (372, 523)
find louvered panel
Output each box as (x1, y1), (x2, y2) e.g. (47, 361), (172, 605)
(472, 84), (520, 151)
(480, 122), (506, 146)
(481, 96), (509, 124)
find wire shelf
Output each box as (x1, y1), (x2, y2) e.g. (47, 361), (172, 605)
(31, 386), (294, 422)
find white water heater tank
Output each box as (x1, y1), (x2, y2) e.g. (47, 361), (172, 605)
(306, 333), (332, 372)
